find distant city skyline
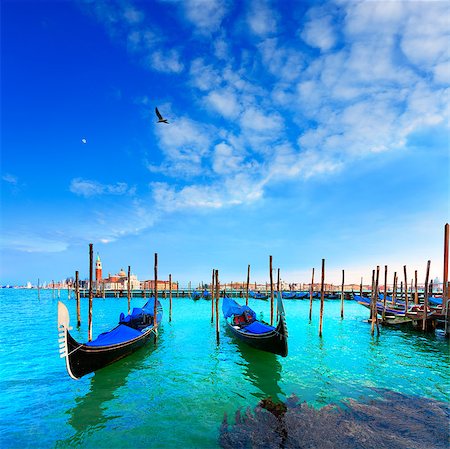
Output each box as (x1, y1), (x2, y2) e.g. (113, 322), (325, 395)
(1, 1), (448, 286)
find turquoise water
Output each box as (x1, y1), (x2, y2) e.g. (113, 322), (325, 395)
(0, 289), (448, 448)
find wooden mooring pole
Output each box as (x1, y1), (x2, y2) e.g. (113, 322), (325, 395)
(88, 243), (93, 342)
(422, 260), (431, 331)
(414, 270), (419, 304)
(169, 273), (172, 322)
(382, 265), (387, 322)
(340, 269), (345, 319)
(369, 269), (375, 321)
(392, 272), (397, 305)
(309, 268), (314, 321)
(403, 265), (409, 313)
(211, 269), (215, 323)
(371, 266), (380, 336)
(215, 269), (220, 343)
(269, 256), (274, 326)
(127, 266), (131, 314)
(154, 253), (158, 343)
(443, 223), (449, 311)
(319, 259), (325, 337)
(245, 264), (250, 306)
(75, 270), (81, 327)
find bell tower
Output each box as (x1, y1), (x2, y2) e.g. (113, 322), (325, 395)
(95, 253), (103, 282)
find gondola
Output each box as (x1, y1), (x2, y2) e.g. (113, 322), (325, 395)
(352, 293), (406, 317)
(58, 297), (162, 380)
(281, 291), (297, 299)
(192, 290), (211, 300)
(249, 291), (269, 300)
(222, 294), (288, 357)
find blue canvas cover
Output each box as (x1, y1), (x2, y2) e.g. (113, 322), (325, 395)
(86, 324), (142, 347)
(428, 296), (442, 306)
(222, 296), (256, 320)
(244, 321), (275, 334)
(119, 297), (163, 325)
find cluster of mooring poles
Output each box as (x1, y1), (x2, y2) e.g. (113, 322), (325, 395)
(68, 244), (171, 342)
(360, 223), (449, 335)
(44, 223), (449, 340)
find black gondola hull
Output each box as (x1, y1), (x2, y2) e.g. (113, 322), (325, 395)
(225, 316), (288, 357)
(64, 328), (154, 380)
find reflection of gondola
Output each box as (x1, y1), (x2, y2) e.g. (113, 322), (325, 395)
(58, 298), (162, 380)
(222, 294), (288, 357)
(233, 338), (284, 401)
(59, 338), (160, 445)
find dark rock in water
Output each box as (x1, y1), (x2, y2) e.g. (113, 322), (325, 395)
(259, 397), (287, 419)
(219, 389), (449, 449)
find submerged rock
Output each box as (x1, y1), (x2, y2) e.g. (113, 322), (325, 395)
(219, 389), (449, 449)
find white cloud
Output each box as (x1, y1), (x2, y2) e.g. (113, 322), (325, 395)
(189, 58), (222, 91)
(149, 50), (184, 73)
(152, 116), (214, 176)
(240, 107), (284, 133)
(212, 142), (245, 174)
(247, 0), (278, 37)
(258, 38), (305, 82)
(205, 88), (241, 119)
(301, 14), (336, 52)
(182, 0), (229, 35)
(69, 178), (136, 197)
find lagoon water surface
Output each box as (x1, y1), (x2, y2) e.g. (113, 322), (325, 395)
(0, 289), (448, 448)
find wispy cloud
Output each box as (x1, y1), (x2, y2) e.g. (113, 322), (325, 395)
(1, 232), (69, 253)
(149, 49), (184, 73)
(69, 178), (136, 197)
(2, 173), (18, 185)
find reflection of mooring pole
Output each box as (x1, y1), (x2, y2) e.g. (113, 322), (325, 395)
(319, 259), (325, 337)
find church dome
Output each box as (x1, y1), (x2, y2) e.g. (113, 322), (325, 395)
(118, 268), (126, 277)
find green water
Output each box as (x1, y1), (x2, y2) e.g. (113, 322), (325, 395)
(0, 289), (448, 448)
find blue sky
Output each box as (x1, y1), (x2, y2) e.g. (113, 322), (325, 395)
(1, 0), (449, 286)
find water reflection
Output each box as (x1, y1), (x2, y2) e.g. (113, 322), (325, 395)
(56, 332), (162, 447)
(232, 338), (284, 402)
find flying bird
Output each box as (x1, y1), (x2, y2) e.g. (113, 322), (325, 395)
(155, 107), (169, 124)
(81, 138), (87, 144)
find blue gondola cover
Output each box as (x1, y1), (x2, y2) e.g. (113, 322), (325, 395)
(222, 296), (256, 320)
(244, 321), (275, 334)
(86, 325), (142, 347)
